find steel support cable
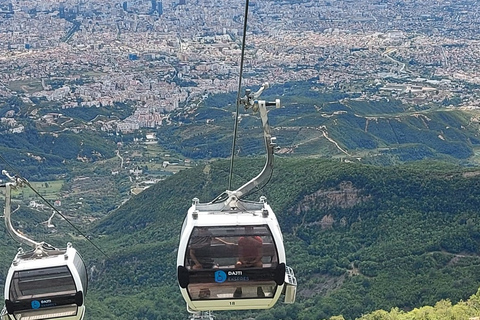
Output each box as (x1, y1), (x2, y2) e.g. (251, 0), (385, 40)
(0, 153), (109, 258)
(228, 0), (250, 191)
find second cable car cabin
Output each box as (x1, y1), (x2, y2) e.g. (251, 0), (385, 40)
(177, 85), (296, 312)
(1, 172), (88, 320)
(2, 244), (88, 320)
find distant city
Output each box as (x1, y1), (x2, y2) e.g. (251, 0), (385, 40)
(0, 0), (479, 134)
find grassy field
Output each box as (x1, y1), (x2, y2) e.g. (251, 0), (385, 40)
(136, 143), (193, 174)
(8, 180), (64, 202)
(8, 79), (44, 93)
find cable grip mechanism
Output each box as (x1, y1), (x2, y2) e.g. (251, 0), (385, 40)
(239, 82), (281, 112)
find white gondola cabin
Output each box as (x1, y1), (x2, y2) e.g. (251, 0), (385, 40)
(2, 244), (87, 320)
(177, 85), (296, 312)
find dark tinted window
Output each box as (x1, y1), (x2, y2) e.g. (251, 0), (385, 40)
(185, 225), (279, 300)
(185, 225), (277, 269)
(10, 266), (76, 302)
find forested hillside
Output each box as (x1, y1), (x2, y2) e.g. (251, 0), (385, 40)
(62, 157), (480, 319)
(3, 80), (480, 181)
(154, 82), (480, 164)
(357, 289), (480, 320)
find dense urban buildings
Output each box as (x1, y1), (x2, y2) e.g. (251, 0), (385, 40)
(0, 0), (479, 133)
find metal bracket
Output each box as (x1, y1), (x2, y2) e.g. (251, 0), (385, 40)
(2, 170), (53, 254)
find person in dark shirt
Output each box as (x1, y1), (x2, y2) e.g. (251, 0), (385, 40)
(189, 227), (216, 269)
(189, 227), (233, 299)
(189, 227), (233, 269)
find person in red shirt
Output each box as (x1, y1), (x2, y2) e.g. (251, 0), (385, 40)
(236, 229), (263, 268)
(234, 226), (265, 297)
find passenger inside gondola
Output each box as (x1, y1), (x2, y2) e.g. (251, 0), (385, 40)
(234, 226), (265, 298)
(236, 226), (263, 268)
(189, 227), (216, 269)
(189, 227), (234, 269)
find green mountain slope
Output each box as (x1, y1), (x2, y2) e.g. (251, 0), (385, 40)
(153, 82), (480, 164)
(0, 97), (128, 179)
(77, 158), (480, 319)
(2, 80), (480, 180)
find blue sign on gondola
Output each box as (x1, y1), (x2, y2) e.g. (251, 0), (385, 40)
(31, 300), (40, 309)
(214, 270), (226, 283)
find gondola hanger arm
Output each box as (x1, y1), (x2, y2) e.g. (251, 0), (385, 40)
(229, 83), (280, 200)
(2, 170), (43, 251)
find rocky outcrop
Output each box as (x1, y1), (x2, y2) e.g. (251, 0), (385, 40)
(293, 181), (371, 230)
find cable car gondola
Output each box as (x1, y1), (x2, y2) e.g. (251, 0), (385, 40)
(1, 172), (88, 320)
(177, 85), (296, 312)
